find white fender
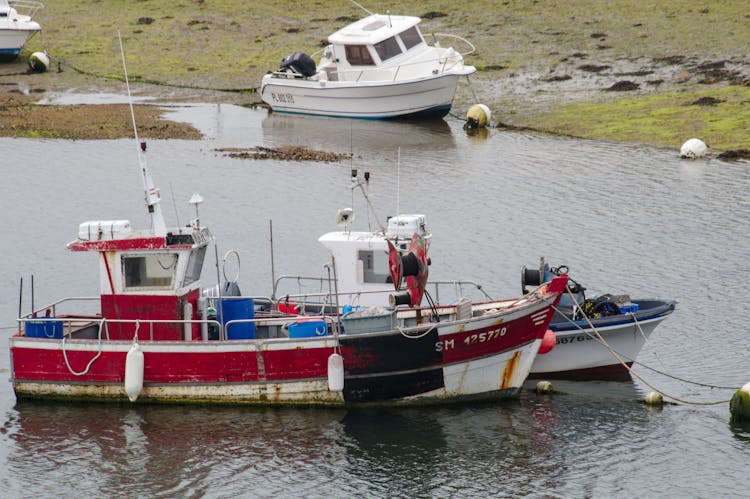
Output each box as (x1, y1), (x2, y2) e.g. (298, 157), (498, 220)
(327, 353), (344, 392)
(124, 342), (144, 402)
(183, 301), (193, 341)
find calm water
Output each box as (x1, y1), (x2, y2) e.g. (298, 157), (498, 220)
(1, 104), (749, 497)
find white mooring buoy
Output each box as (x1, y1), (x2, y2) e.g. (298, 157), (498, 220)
(644, 391), (664, 406)
(730, 382), (750, 422)
(680, 138), (708, 159)
(28, 52), (50, 73)
(466, 104), (491, 129)
(536, 380), (553, 394)
(124, 341), (144, 402)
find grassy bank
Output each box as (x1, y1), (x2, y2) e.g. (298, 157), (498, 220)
(0, 0), (747, 149)
(533, 85), (750, 151)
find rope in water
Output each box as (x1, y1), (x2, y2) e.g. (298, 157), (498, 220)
(552, 306), (737, 390)
(563, 288), (732, 406)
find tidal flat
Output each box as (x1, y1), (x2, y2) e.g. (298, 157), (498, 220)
(0, 0), (747, 152)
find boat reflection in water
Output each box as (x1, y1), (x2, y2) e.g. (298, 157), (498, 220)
(9, 401), (350, 495)
(261, 111), (455, 154)
(341, 408), (447, 489)
(5, 379), (674, 496)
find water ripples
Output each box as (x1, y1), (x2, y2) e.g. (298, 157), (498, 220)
(1, 107), (749, 496)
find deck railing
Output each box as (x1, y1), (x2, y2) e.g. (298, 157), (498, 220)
(8, 0), (44, 18)
(272, 275), (493, 306)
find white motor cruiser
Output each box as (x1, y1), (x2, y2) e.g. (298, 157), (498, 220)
(0, 0), (42, 61)
(260, 12), (476, 119)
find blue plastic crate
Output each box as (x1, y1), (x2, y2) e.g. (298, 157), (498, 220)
(25, 320), (64, 339)
(288, 320), (328, 338)
(620, 304), (639, 314)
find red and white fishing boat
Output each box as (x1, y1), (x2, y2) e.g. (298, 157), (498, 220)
(275, 180), (675, 382)
(9, 142), (568, 405)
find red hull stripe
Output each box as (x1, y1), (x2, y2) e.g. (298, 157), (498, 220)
(68, 237), (193, 252)
(528, 362), (634, 381)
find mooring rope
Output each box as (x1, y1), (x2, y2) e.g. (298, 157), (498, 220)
(465, 74), (480, 104)
(398, 323), (437, 340)
(60, 60), (258, 94)
(551, 306), (737, 391)
(563, 287), (731, 405)
(62, 318), (105, 376)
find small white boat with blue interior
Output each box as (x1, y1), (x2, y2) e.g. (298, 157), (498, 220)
(260, 12), (476, 119)
(0, 0), (42, 61)
(522, 259), (677, 380)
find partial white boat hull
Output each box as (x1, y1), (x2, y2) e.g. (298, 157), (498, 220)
(0, 27), (38, 58)
(260, 72), (465, 119)
(530, 314), (669, 379)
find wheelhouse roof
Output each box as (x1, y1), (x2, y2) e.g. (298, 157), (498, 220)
(328, 14), (421, 46)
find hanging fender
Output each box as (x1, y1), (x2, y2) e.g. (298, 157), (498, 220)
(327, 353), (344, 392)
(124, 341), (144, 402)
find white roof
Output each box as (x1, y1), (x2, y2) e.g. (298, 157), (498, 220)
(318, 230), (386, 246)
(328, 14), (420, 46)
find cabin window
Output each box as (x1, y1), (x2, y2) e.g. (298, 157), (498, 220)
(122, 253), (178, 290)
(345, 45), (375, 65)
(183, 246), (207, 286)
(374, 36), (402, 61)
(400, 27), (423, 50)
(358, 250), (391, 283)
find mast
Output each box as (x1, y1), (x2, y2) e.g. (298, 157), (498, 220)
(118, 31), (167, 236)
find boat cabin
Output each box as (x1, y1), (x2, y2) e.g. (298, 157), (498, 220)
(67, 220), (213, 341)
(318, 14), (431, 82)
(318, 214), (430, 307)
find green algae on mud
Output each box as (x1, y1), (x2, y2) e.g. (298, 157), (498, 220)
(531, 85), (750, 151)
(0, 90), (201, 139)
(31, 0), (748, 91)
(3, 0), (749, 148)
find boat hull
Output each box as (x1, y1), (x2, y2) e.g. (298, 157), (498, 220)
(0, 27), (39, 61)
(529, 301), (675, 380)
(10, 295), (556, 405)
(260, 73), (465, 119)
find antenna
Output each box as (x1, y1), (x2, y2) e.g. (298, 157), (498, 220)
(118, 30), (167, 236)
(396, 147), (401, 217)
(189, 193), (203, 228)
(169, 182), (181, 228)
(350, 172), (385, 233)
(349, 0), (373, 15)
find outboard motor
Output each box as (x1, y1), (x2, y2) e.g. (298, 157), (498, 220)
(220, 281), (242, 297)
(522, 258), (586, 308)
(279, 52), (317, 77)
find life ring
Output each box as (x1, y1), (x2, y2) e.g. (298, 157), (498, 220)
(405, 233), (429, 307)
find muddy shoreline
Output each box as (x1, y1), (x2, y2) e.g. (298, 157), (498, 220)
(1, 1), (748, 155)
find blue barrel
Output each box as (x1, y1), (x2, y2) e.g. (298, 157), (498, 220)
(218, 298), (256, 339)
